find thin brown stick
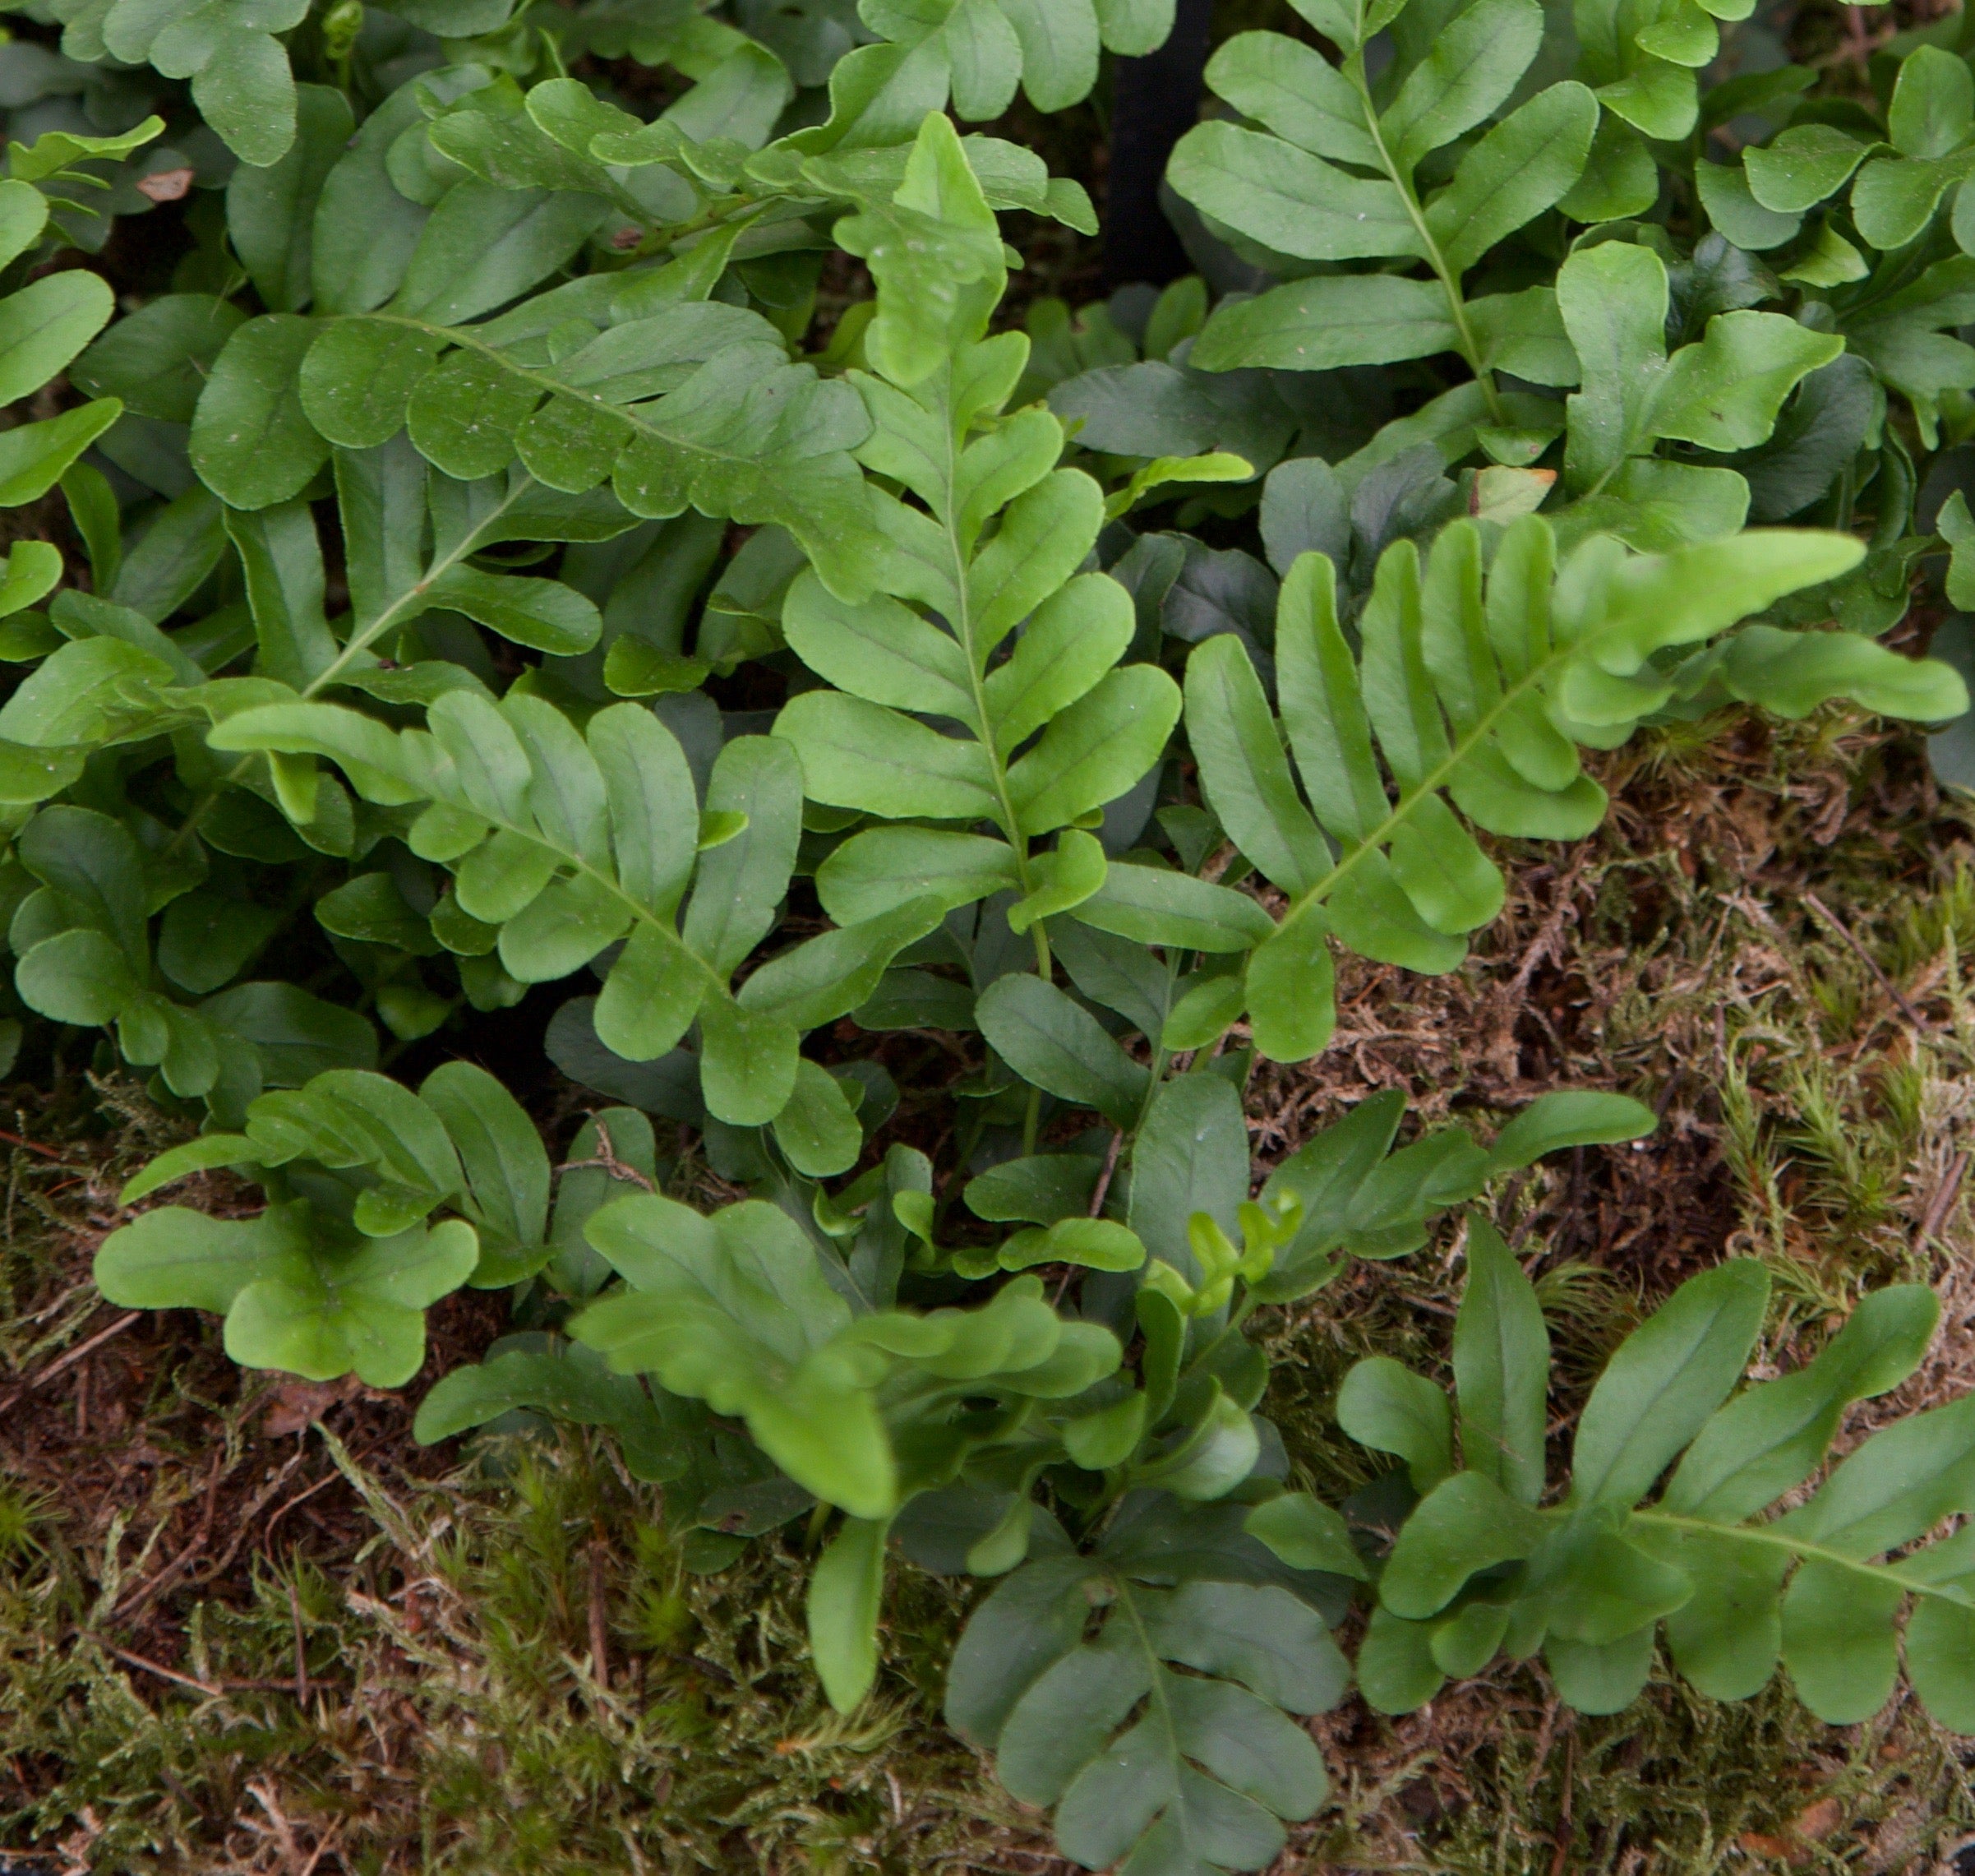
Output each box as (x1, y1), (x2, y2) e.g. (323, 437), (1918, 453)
(1803, 892), (1931, 1032)
(261, 1465), (348, 1557)
(1922, 1153), (1969, 1243)
(108, 1454), (224, 1620)
(1046, 1130), (1130, 1307)
(100, 1641), (225, 1699)
(108, 1442), (311, 1622)
(289, 1573), (311, 1705)
(0, 1310), (142, 1412)
(558, 1116), (656, 1193)
(1087, 1128), (1125, 1218)
(588, 1541), (610, 1690)
(249, 1777), (303, 1874)
(192, 1446), (311, 1590)
(1524, 1696), (1560, 1792)
(95, 1638), (345, 1698)
(35, 1310), (141, 1384)
(296, 1821), (345, 1876)
(1548, 1731), (1576, 1876)
(0, 1126), (65, 1160)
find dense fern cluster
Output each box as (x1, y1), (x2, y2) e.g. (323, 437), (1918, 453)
(2, 0), (1975, 1865)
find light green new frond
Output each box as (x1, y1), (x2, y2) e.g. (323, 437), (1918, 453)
(1295, 1249), (1975, 1730)
(1183, 517), (1954, 1064)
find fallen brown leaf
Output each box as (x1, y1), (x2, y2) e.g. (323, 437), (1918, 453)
(1737, 1832), (1811, 1866)
(135, 167), (194, 202)
(263, 1375), (362, 1436)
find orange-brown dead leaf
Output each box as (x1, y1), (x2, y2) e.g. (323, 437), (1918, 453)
(136, 167), (194, 202)
(1737, 1831), (1811, 1865)
(263, 1375), (362, 1436)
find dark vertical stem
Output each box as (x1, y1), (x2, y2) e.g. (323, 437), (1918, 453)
(1102, 0), (1214, 291)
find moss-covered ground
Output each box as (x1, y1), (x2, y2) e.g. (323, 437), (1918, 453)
(4, 709), (1975, 1874)
(8, 0), (1975, 1857)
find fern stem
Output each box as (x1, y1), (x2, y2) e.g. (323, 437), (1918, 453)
(307, 474), (542, 698)
(1276, 630), (1567, 931)
(1627, 1507), (1975, 1610)
(922, 362), (1050, 956)
(1345, 54), (1505, 426)
(630, 194), (764, 261)
(164, 473), (549, 861)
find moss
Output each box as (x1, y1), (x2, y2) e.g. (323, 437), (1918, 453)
(4, 709), (1975, 1872)
(0, 1417), (1039, 1874)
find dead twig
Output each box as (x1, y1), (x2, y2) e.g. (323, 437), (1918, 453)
(1048, 1129), (1129, 1306)
(588, 1540), (611, 1690)
(1548, 1731), (1576, 1876)
(296, 1821), (345, 1876)
(248, 1777), (304, 1874)
(289, 1573), (311, 1705)
(558, 1116), (656, 1193)
(0, 1126), (67, 1160)
(1087, 1128), (1124, 1218)
(93, 1639), (344, 1698)
(99, 1641), (224, 1700)
(108, 1442), (311, 1622)
(0, 1310), (142, 1412)
(108, 1453), (224, 1621)
(1921, 1153), (1968, 1245)
(1525, 1696), (1560, 1793)
(1803, 891), (1931, 1033)
(192, 1445), (313, 1591)
(261, 1464), (348, 1558)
